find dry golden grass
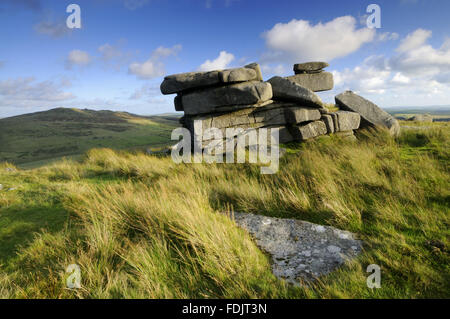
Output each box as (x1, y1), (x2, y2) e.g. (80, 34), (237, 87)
(0, 126), (448, 298)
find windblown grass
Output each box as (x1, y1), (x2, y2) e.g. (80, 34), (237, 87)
(0, 125), (448, 298)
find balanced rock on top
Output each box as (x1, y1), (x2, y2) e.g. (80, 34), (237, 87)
(286, 72), (334, 92)
(293, 61), (329, 74)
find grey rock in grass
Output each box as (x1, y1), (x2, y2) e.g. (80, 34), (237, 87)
(0, 184), (3, 191)
(267, 76), (323, 108)
(335, 111), (361, 132)
(290, 121), (328, 141)
(232, 212), (363, 285)
(408, 114), (433, 123)
(160, 64), (262, 95)
(181, 81), (273, 115)
(286, 72), (334, 92)
(293, 62), (329, 73)
(335, 91), (400, 136)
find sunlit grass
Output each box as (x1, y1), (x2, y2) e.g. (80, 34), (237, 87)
(0, 126), (448, 298)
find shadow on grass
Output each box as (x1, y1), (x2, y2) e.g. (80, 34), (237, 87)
(0, 204), (68, 265)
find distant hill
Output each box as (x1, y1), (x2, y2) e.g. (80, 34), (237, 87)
(385, 105), (450, 115)
(0, 108), (180, 168)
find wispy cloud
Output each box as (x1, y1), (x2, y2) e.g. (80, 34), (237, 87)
(123, 0), (150, 10)
(0, 77), (75, 109)
(0, 0), (42, 12)
(129, 84), (160, 100)
(34, 15), (70, 38)
(98, 40), (134, 70)
(65, 50), (92, 69)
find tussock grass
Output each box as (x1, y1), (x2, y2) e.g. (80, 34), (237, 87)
(0, 126), (448, 298)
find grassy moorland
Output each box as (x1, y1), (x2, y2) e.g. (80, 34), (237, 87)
(0, 122), (449, 298)
(0, 108), (179, 168)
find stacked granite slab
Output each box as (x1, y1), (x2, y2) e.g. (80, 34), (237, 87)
(266, 62), (359, 142)
(160, 62), (361, 149)
(287, 61), (334, 92)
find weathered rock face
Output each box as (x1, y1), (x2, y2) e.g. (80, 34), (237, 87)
(183, 102), (321, 140)
(290, 121), (328, 140)
(286, 72), (334, 92)
(243, 63), (263, 81)
(283, 106), (322, 124)
(335, 91), (400, 136)
(321, 114), (335, 133)
(181, 81), (273, 115)
(267, 76), (323, 108)
(232, 212), (363, 285)
(335, 111), (361, 132)
(293, 61), (329, 73)
(160, 64), (261, 95)
(219, 67), (257, 83)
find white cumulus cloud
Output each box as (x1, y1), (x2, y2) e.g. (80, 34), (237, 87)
(198, 51), (235, 71)
(390, 30), (450, 79)
(330, 29), (450, 106)
(128, 45), (182, 79)
(262, 16), (375, 63)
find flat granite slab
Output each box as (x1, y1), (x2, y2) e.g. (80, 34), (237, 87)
(232, 212), (363, 285)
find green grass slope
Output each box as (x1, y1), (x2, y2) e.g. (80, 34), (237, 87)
(0, 122), (448, 298)
(0, 108), (179, 168)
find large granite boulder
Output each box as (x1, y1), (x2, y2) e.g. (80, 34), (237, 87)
(181, 81), (273, 115)
(232, 212), (363, 285)
(286, 72), (334, 92)
(335, 111), (361, 132)
(160, 63), (262, 95)
(293, 62), (329, 74)
(335, 91), (400, 136)
(267, 76), (323, 108)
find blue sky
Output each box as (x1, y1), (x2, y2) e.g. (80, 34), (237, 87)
(0, 0), (449, 117)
